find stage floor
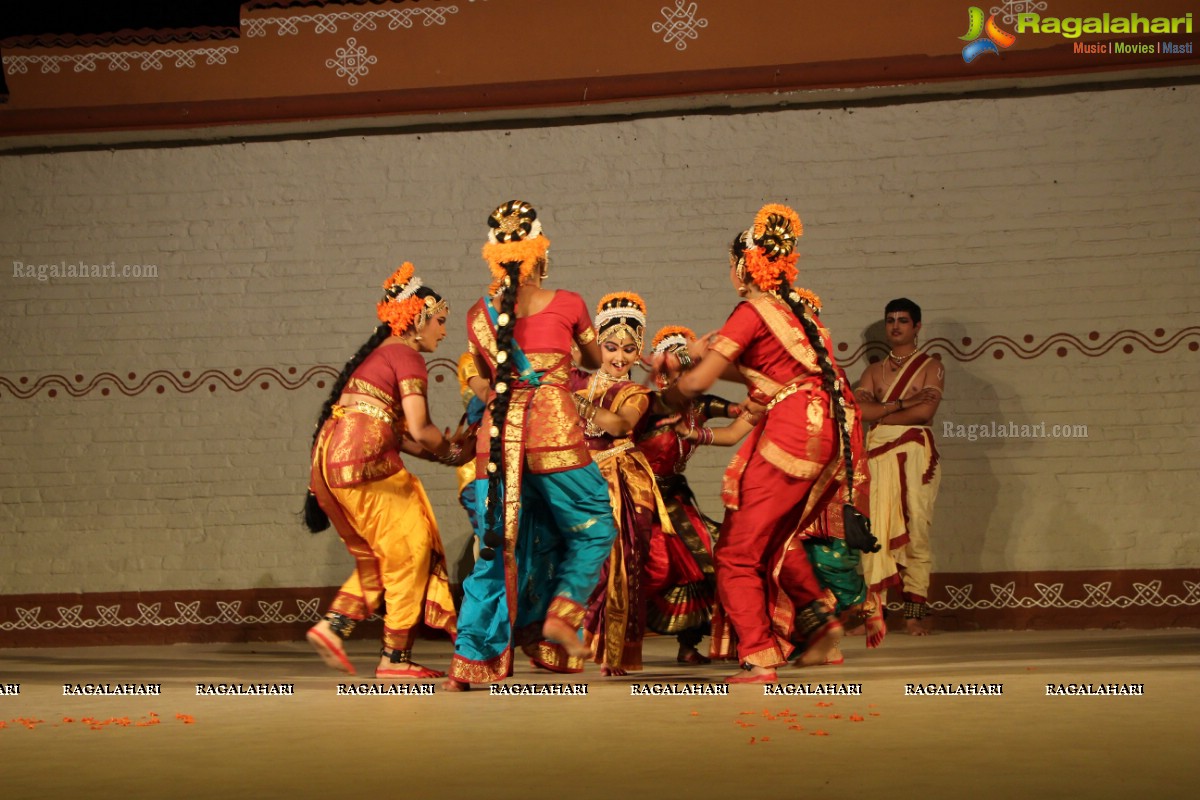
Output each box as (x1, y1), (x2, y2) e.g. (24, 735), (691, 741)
(2, 627), (1197, 799)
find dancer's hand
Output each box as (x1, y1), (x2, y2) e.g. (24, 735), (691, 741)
(688, 330), (720, 360)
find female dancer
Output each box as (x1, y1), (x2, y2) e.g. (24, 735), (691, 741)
(570, 293), (665, 676)
(303, 263), (465, 679)
(671, 295), (881, 666)
(445, 201), (619, 689)
(639, 326), (745, 665)
(660, 204), (866, 683)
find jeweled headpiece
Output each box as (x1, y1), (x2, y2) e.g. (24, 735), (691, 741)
(595, 292), (647, 352)
(376, 262), (447, 336)
(481, 200), (551, 293)
(651, 325), (696, 356)
(736, 203), (802, 293)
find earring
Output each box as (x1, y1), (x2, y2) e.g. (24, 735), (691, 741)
(737, 285), (749, 297)
(540, 258), (549, 279)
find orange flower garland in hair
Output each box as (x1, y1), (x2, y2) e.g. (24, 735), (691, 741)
(481, 200), (550, 294)
(791, 288), (822, 313)
(743, 203), (802, 292)
(651, 324), (696, 353)
(595, 291), (648, 350)
(595, 291), (647, 317)
(376, 262), (426, 336)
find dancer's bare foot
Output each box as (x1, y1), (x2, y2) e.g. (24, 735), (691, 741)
(795, 621), (845, 668)
(725, 665), (777, 684)
(823, 645), (845, 666)
(677, 645), (711, 665)
(542, 617), (588, 658)
(440, 678), (471, 692)
(905, 618), (930, 636)
(376, 654), (446, 679)
(844, 624), (866, 637)
(599, 666), (628, 677)
(306, 620), (355, 675)
(865, 597), (887, 649)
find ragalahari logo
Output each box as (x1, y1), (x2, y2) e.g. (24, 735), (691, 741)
(960, 7), (1017, 62)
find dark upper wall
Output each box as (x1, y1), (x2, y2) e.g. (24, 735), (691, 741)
(1, 0), (1197, 140)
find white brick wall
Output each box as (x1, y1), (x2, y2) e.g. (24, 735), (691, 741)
(1, 83), (1197, 594)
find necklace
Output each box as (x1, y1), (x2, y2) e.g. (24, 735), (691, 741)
(888, 349), (918, 367)
(584, 371), (620, 437)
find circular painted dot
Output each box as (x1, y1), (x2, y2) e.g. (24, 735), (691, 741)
(962, 337), (972, 346)
(1088, 331), (1099, 341)
(101, 388), (110, 396)
(837, 342), (847, 352)
(19, 377), (28, 384)
(1122, 344), (1133, 354)
(128, 372), (137, 380)
(209, 385), (216, 392)
(1155, 328), (1165, 337)
(435, 374), (445, 383)
(75, 374), (84, 382)
(156, 385), (165, 394)
(1057, 347), (1067, 357)
(1023, 335), (1033, 344)
(1189, 342), (1198, 351)
(182, 371), (191, 379)
(48, 389), (57, 398)
(868, 355), (880, 364)
(260, 382), (269, 390)
(233, 369), (243, 377)
(288, 367), (297, 374)
(316, 381), (326, 389)
(992, 349), (1004, 360)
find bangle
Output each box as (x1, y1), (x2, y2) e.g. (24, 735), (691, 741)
(898, 399), (904, 411)
(696, 427), (714, 446)
(438, 443), (462, 465)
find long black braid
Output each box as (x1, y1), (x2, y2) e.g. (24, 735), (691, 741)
(302, 285), (443, 533)
(480, 260), (523, 559)
(302, 323), (390, 532)
(731, 233), (856, 514)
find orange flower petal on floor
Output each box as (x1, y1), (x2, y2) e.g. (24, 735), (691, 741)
(748, 737), (757, 745)
(788, 725), (804, 731)
(816, 701), (834, 707)
(760, 736), (771, 742)
(811, 730), (830, 736)
(175, 713), (195, 724)
(869, 712), (881, 717)
(828, 714), (842, 719)
(849, 714), (865, 722)
(689, 711), (699, 716)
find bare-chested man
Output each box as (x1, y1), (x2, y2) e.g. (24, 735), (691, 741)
(853, 298), (944, 636)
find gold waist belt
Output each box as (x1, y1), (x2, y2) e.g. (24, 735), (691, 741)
(332, 401), (395, 426)
(593, 440), (635, 463)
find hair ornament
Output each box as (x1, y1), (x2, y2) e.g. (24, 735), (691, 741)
(741, 203), (802, 292)
(792, 288), (822, 313)
(377, 262), (435, 336)
(651, 325), (697, 355)
(482, 200), (550, 293)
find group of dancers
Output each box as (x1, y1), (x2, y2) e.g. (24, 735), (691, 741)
(301, 200), (906, 687)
